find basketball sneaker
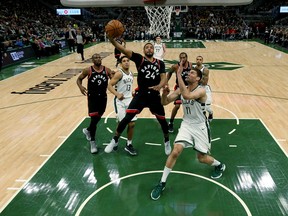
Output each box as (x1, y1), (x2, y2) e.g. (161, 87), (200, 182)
(168, 123), (174, 133)
(104, 139), (118, 153)
(211, 163), (226, 179)
(164, 140), (171, 155)
(90, 141), (98, 154)
(151, 182), (166, 200)
(124, 144), (137, 156)
(208, 113), (213, 123)
(82, 128), (91, 141)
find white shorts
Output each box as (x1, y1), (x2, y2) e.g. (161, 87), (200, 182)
(114, 97), (137, 122)
(174, 121), (211, 154)
(205, 85), (212, 105)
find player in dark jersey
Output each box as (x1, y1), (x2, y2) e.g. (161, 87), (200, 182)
(105, 34), (171, 156)
(114, 37), (126, 67)
(166, 52), (193, 133)
(77, 53), (114, 154)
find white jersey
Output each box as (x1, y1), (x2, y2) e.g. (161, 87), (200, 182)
(115, 68), (134, 100)
(194, 64), (212, 105)
(181, 85), (206, 124)
(194, 64), (207, 78)
(153, 42), (165, 61)
(114, 68), (136, 122)
(176, 85), (210, 153)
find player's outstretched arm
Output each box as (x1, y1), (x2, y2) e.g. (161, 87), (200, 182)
(107, 34), (132, 58)
(161, 86), (180, 105)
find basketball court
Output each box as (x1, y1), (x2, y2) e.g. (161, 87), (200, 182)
(1, 0), (288, 215)
(0, 117), (287, 215)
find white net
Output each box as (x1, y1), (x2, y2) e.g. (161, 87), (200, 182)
(144, 5), (174, 39)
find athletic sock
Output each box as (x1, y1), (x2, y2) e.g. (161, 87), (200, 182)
(211, 159), (221, 166)
(161, 166), (172, 183)
(113, 136), (119, 143)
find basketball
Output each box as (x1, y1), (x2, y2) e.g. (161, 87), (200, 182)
(105, 20), (125, 38)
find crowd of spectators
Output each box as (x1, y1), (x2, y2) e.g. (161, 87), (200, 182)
(120, 8), (151, 40)
(0, 0), (94, 59)
(175, 7), (250, 40)
(243, 0), (288, 48)
(115, 7), (257, 41)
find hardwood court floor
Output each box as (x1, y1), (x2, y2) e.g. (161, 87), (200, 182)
(0, 41), (288, 212)
(1, 118), (287, 215)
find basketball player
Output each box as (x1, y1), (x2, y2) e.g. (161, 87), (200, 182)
(77, 53), (114, 153)
(194, 56), (213, 122)
(150, 62), (225, 200)
(107, 56), (137, 155)
(153, 36), (166, 61)
(114, 36), (126, 67)
(105, 33), (171, 156)
(166, 52), (193, 132)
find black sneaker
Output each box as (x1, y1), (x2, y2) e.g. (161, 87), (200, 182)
(208, 113), (213, 122)
(211, 163), (226, 179)
(151, 182), (166, 200)
(124, 144), (137, 156)
(168, 123), (174, 133)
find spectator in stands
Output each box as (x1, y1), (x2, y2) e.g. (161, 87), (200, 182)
(15, 37), (24, 48)
(91, 21), (99, 41)
(65, 25), (76, 53)
(76, 28), (86, 61)
(264, 27), (270, 44)
(44, 35), (53, 56)
(0, 36), (7, 72)
(30, 36), (42, 59)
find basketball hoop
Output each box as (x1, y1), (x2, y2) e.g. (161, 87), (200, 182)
(144, 5), (173, 39)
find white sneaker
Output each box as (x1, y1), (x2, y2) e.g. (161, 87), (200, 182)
(90, 141), (98, 154)
(164, 140), (171, 155)
(83, 128), (91, 141)
(104, 139), (118, 153)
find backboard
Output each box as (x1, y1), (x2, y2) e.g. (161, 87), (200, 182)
(60, 0), (253, 7)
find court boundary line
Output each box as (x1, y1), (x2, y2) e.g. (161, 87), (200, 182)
(259, 118), (288, 158)
(75, 170), (252, 216)
(0, 117), (86, 213)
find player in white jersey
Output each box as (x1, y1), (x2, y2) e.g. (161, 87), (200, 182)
(166, 52), (193, 133)
(153, 36), (166, 61)
(194, 55), (213, 122)
(107, 56), (137, 155)
(150, 62), (225, 200)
